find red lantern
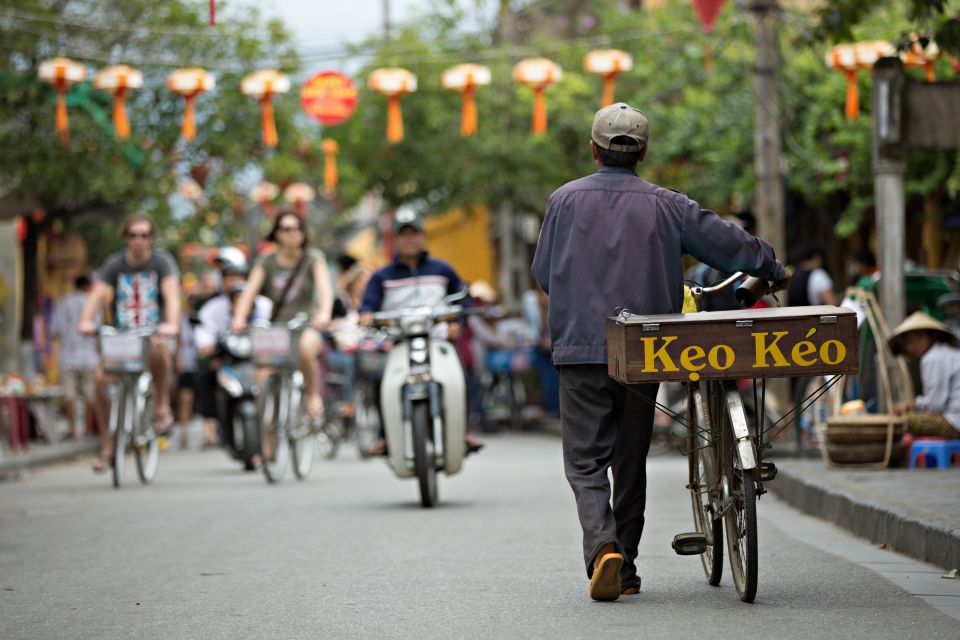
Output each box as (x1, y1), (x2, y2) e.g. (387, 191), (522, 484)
(692, 0), (726, 33)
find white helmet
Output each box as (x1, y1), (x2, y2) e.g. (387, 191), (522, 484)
(215, 247), (248, 276)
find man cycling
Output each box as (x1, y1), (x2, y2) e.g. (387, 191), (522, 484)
(359, 209), (483, 455)
(79, 213), (181, 473)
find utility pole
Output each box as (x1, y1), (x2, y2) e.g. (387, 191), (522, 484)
(750, 0), (785, 260)
(383, 0), (391, 42)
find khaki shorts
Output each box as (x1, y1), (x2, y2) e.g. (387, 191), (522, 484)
(61, 369), (96, 402)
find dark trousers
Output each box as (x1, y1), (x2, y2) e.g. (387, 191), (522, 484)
(558, 364), (657, 580)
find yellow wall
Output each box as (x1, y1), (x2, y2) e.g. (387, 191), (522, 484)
(342, 205), (496, 288)
(424, 206), (495, 287)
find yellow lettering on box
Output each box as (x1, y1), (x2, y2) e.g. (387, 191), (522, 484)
(641, 336), (679, 373)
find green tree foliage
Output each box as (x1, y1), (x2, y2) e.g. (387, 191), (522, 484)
(324, 0), (958, 248)
(0, 0), (306, 260)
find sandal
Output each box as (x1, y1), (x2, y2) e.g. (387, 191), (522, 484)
(91, 456), (110, 474)
(367, 439), (388, 457)
(465, 434), (485, 455)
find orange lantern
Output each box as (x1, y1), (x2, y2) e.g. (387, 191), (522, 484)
(241, 70), (290, 148)
(322, 139), (339, 195)
(584, 50), (633, 108)
(901, 36), (940, 82)
(167, 68), (215, 142)
(441, 64), (491, 137)
(93, 64), (143, 139)
(368, 68), (417, 143)
(38, 57), (86, 143)
(283, 182), (316, 218)
(825, 41), (895, 119)
(513, 58), (562, 135)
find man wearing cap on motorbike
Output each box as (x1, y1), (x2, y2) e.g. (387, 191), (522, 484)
(194, 248), (273, 447)
(358, 209), (484, 456)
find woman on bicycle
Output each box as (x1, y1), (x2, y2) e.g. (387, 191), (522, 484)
(232, 212), (334, 423)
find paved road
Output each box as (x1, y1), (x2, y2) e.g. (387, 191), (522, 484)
(1, 433), (958, 639)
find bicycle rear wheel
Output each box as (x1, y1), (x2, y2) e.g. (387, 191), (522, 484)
(688, 384), (723, 585)
(289, 377), (315, 480)
(720, 384), (758, 602)
(134, 373), (159, 484)
(260, 376), (290, 483)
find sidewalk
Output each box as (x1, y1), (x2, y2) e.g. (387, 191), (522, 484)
(0, 436), (99, 481)
(767, 459), (960, 570)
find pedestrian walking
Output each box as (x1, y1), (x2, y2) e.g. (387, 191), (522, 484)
(531, 102), (787, 601)
(49, 274), (100, 440)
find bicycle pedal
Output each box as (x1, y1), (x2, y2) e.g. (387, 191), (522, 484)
(671, 532), (707, 556)
(759, 461), (778, 482)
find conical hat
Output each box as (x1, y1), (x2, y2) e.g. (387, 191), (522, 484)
(888, 311), (956, 355)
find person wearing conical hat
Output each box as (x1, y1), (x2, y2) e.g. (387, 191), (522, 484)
(889, 311), (960, 437)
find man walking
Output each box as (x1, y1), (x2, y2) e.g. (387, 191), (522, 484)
(532, 103), (786, 601)
(49, 274), (99, 440)
(78, 213), (181, 472)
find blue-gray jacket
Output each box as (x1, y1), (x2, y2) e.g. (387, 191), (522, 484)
(531, 167), (785, 365)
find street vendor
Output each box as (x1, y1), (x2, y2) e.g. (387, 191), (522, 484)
(531, 102), (787, 602)
(890, 311), (960, 437)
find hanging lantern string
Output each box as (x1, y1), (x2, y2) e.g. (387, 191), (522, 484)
(323, 139), (339, 195)
(461, 84), (477, 136)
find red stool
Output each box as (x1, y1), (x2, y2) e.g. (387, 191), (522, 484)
(1, 397), (29, 453)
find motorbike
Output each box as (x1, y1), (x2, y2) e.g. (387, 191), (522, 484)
(371, 291), (473, 507)
(212, 329), (261, 471)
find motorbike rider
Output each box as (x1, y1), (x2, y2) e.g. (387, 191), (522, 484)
(194, 248), (273, 448)
(359, 209), (484, 455)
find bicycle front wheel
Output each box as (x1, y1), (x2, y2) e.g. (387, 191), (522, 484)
(260, 376), (290, 483)
(134, 374), (159, 484)
(354, 385), (380, 459)
(111, 385), (129, 489)
(689, 384), (723, 586)
(720, 383), (758, 602)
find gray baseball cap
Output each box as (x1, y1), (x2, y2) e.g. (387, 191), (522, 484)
(591, 102), (649, 152)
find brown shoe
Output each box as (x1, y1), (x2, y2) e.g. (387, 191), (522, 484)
(589, 552), (624, 601)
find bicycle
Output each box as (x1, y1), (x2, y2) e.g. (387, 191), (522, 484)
(251, 314), (316, 483)
(98, 326), (160, 488)
(608, 272), (858, 602)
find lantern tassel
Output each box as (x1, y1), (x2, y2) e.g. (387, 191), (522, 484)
(113, 88), (130, 139)
(924, 61), (935, 82)
(387, 95), (404, 143)
(55, 89), (69, 142)
(601, 74), (616, 108)
(323, 141), (339, 195)
(532, 86), (547, 135)
(182, 94), (197, 141)
(260, 96), (278, 147)
(461, 85), (477, 136)
(844, 69), (859, 120)
(704, 42), (713, 75)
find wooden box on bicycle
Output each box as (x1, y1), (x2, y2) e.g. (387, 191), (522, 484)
(607, 305), (859, 384)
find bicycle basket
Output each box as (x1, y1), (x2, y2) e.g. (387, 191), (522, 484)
(100, 333), (149, 374)
(357, 349), (387, 377)
(486, 347), (533, 374)
(250, 326), (298, 367)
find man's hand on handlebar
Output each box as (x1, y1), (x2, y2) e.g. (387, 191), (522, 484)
(359, 312), (374, 327)
(447, 323), (462, 341)
(231, 317), (248, 334)
(157, 322), (179, 337)
(770, 270), (792, 295)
